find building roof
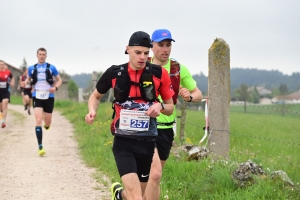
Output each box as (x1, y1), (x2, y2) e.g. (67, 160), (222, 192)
(248, 86), (272, 95)
(2, 60), (22, 73)
(275, 90), (300, 100)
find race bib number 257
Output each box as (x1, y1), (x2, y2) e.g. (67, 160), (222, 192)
(119, 110), (150, 131)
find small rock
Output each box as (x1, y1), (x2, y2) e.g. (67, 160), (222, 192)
(271, 170), (294, 186)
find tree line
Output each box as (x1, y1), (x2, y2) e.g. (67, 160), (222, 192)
(18, 58), (300, 103)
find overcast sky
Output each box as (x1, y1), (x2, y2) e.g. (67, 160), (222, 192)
(1, 0), (299, 76)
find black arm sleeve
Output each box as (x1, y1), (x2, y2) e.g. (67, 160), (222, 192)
(96, 66), (113, 94)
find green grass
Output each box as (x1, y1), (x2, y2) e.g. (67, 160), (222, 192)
(9, 95), (24, 105)
(166, 104), (300, 199)
(12, 95), (299, 199)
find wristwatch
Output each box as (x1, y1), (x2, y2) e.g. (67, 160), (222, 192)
(160, 102), (165, 110)
(187, 95), (193, 102)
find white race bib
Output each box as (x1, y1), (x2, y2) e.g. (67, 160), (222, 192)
(36, 90), (50, 99)
(0, 82), (6, 88)
(119, 109), (150, 131)
(25, 84), (31, 88)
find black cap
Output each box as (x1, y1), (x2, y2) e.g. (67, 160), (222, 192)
(125, 31), (153, 54)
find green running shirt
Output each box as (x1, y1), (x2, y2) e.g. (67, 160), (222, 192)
(151, 58), (197, 129)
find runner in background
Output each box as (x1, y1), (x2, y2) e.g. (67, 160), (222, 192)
(0, 60), (15, 128)
(146, 29), (203, 199)
(23, 48), (62, 156)
(19, 68), (32, 115)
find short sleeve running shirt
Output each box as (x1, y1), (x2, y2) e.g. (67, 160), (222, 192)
(152, 58), (197, 129)
(96, 62), (174, 137)
(0, 70), (13, 92)
(28, 63), (59, 98)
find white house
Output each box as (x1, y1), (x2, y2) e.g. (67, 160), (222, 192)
(272, 90), (300, 104)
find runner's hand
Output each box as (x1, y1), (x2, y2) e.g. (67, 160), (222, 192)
(49, 87), (56, 93)
(85, 111), (97, 124)
(179, 86), (191, 101)
(145, 103), (161, 118)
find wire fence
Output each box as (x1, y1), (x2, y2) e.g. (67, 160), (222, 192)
(229, 101), (300, 114)
(177, 102), (300, 146)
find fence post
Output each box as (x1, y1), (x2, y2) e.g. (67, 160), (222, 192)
(179, 101), (188, 144)
(208, 38), (230, 160)
(92, 71), (97, 90)
(78, 88), (84, 102)
(107, 88), (113, 103)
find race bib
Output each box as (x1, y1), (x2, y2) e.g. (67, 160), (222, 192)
(0, 82), (6, 88)
(25, 84), (31, 88)
(36, 90), (50, 99)
(119, 109), (150, 131)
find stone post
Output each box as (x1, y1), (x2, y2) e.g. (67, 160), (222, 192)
(179, 101), (187, 144)
(78, 88), (84, 102)
(107, 88), (113, 103)
(92, 71), (97, 90)
(208, 38), (230, 160)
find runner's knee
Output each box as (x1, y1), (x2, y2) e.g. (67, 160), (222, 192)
(149, 166), (162, 183)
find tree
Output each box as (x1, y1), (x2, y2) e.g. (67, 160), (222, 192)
(59, 70), (71, 81)
(279, 83), (289, 95)
(236, 84), (250, 112)
(250, 86), (260, 104)
(68, 79), (78, 100)
(20, 58), (27, 72)
(279, 83), (289, 116)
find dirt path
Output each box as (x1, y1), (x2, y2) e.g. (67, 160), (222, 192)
(0, 105), (110, 200)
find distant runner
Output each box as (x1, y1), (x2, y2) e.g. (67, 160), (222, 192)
(19, 68), (32, 115)
(23, 48), (62, 156)
(0, 60), (15, 128)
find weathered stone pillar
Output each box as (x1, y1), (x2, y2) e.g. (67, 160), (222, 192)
(78, 88), (84, 102)
(107, 88), (113, 103)
(92, 71), (97, 90)
(208, 38), (230, 160)
(179, 101), (187, 144)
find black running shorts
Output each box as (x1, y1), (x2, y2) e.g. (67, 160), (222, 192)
(23, 89), (32, 99)
(112, 136), (155, 182)
(32, 97), (54, 113)
(156, 128), (174, 161)
(0, 92), (10, 103)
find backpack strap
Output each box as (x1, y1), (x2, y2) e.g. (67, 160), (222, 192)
(169, 58), (181, 104)
(45, 63), (54, 85)
(30, 64), (38, 85)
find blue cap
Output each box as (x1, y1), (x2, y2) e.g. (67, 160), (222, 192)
(151, 29), (175, 42)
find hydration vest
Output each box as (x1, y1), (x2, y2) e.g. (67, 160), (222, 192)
(30, 63), (54, 85)
(111, 62), (162, 119)
(113, 62), (162, 103)
(148, 57), (180, 104)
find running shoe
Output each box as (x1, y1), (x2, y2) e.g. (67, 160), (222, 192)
(44, 125), (50, 130)
(1, 122), (6, 128)
(28, 109), (31, 115)
(38, 148), (46, 156)
(111, 182), (123, 200)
